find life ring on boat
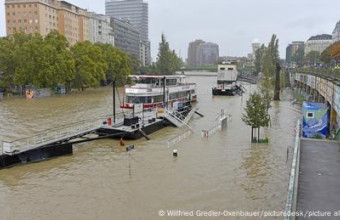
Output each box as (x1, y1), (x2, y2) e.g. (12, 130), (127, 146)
(26, 89), (34, 99)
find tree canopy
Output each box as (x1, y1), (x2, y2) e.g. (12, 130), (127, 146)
(0, 32), (134, 91)
(155, 34), (182, 75)
(242, 92), (270, 128)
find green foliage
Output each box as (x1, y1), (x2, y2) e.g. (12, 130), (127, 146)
(0, 32), (134, 91)
(321, 45), (333, 66)
(155, 34), (182, 75)
(260, 34), (280, 105)
(254, 44), (266, 75)
(71, 41), (107, 89)
(313, 133), (322, 139)
(305, 51), (320, 65)
(242, 92), (270, 129)
(0, 37), (17, 88)
(96, 43), (131, 85)
(291, 45), (305, 66)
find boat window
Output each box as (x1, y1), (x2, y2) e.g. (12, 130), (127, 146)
(220, 67), (225, 70)
(127, 96), (153, 104)
(136, 78), (156, 84)
(228, 68), (233, 70)
(166, 79), (177, 86)
(154, 95), (163, 102)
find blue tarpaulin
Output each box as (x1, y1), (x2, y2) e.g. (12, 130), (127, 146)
(302, 102), (328, 138)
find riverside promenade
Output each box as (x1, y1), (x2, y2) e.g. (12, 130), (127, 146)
(296, 138), (340, 220)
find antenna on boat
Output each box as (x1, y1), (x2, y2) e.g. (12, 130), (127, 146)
(113, 80), (116, 124)
(163, 76), (166, 108)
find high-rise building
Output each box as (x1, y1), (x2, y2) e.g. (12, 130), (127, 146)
(88, 12), (114, 45)
(105, 0), (150, 65)
(197, 42), (219, 66)
(251, 40), (260, 60)
(187, 40), (204, 66)
(187, 40), (219, 66)
(305, 34), (332, 55)
(110, 17), (140, 59)
(5, 0), (90, 45)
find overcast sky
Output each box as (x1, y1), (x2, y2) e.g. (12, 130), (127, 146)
(1, 0), (340, 60)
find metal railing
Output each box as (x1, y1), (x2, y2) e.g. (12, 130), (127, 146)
(284, 120), (301, 220)
(2, 119), (103, 155)
(167, 130), (193, 148)
(292, 68), (340, 85)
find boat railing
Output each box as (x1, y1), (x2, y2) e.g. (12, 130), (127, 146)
(2, 119), (104, 155)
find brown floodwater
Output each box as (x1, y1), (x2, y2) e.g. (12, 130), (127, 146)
(0, 74), (301, 220)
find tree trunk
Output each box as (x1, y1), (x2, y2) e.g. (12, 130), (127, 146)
(251, 127), (254, 142)
(258, 127), (260, 143)
(274, 62), (281, 101)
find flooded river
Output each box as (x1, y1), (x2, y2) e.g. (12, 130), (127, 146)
(0, 74), (300, 220)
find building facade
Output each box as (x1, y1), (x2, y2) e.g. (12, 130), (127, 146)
(251, 41), (260, 60)
(110, 17), (140, 59)
(187, 40), (219, 66)
(187, 39), (204, 66)
(106, 0), (150, 65)
(5, 0), (90, 45)
(197, 42), (219, 66)
(332, 20), (340, 43)
(286, 44), (292, 66)
(305, 34), (332, 55)
(88, 12), (114, 45)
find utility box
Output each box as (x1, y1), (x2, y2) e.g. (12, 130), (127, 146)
(302, 102), (329, 138)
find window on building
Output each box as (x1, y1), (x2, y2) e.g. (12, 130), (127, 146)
(12, 5), (14, 8)
(18, 4), (20, 8)
(12, 12), (15, 16)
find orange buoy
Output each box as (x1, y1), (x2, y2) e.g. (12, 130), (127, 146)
(120, 138), (125, 146)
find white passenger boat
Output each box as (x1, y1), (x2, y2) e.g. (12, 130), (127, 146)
(121, 75), (197, 109)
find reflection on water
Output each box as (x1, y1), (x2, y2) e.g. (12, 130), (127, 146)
(0, 74), (301, 219)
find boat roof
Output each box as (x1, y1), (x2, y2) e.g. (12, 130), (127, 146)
(129, 75), (186, 79)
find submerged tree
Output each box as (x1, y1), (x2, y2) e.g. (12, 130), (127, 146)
(242, 92), (270, 142)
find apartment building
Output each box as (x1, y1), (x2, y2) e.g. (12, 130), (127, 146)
(5, 0), (89, 45)
(88, 12), (114, 45)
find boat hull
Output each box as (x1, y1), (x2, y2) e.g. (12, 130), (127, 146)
(212, 88), (236, 96)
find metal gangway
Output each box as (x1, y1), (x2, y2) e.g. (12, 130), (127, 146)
(2, 119), (104, 155)
(163, 107), (196, 131)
